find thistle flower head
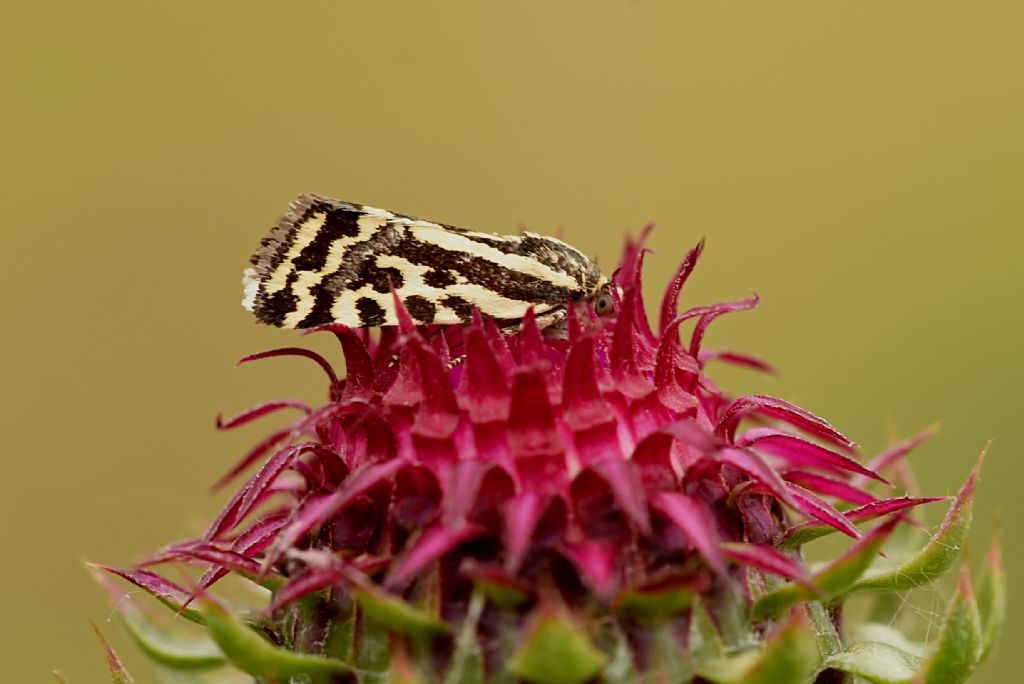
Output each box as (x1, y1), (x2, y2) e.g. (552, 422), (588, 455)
(95, 233), (1004, 684)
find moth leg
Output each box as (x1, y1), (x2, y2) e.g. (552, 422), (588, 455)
(387, 326), (468, 369)
(389, 307), (568, 370)
(389, 348), (466, 370)
(492, 307), (569, 339)
(534, 307), (569, 339)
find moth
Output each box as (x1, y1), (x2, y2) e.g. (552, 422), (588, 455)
(242, 194), (614, 333)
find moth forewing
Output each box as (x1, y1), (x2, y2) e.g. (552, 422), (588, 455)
(243, 194), (607, 330)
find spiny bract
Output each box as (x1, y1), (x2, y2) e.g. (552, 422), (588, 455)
(92, 232), (1003, 684)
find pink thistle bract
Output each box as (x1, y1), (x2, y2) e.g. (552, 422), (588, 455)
(99, 232), (995, 684)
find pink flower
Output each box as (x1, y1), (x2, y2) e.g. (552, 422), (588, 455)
(97, 232), (998, 684)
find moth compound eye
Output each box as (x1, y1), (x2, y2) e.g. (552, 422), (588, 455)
(594, 292), (615, 316)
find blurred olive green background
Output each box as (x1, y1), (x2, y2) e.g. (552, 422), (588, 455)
(2, 1), (1021, 680)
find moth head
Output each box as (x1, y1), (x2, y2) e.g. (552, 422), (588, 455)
(590, 278), (618, 319)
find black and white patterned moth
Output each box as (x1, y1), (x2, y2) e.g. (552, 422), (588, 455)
(242, 194), (613, 330)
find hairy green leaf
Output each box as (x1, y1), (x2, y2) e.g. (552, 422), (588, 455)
(152, 665), (250, 684)
(697, 614), (818, 684)
(917, 564), (983, 684)
(201, 599), (349, 680)
(614, 575), (701, 621)
(444, 592), (485, 684)
(355, 585), (449, 641)
(753, 516), (898, 619)
(354, 608), (390, 684)
(826, 641), (922, 684)
(848, 623), (926, 658)
(92, 622), (136, 684)
(851, 449), (984, 593)
(650, 622), (693, 683)
(104, 585), (225, 670)
(977, 522), (1006, 664)
(509, 602), (607, 684)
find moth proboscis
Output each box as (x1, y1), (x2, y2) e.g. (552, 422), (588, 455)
(242, 194), (613, 333)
